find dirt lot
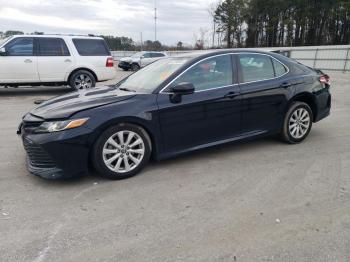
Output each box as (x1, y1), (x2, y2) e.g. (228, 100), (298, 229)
(0, 69), (349, 262)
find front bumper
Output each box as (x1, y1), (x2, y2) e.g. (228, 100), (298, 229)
(20, 126), (93, 179)
(118, 61), (131, 70)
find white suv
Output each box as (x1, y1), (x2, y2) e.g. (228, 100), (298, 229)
(0, 34), (116, 90)
(118, 51), (167, 71)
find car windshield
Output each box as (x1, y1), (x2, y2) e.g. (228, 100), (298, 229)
(131, 52), (144, 58)
(116, 57), (189, 93)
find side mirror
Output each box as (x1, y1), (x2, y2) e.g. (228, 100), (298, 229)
(170, 82), (195, 95)
(0, 47), (6, 56)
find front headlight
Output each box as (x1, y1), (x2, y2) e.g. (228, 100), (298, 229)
(36, 118), (89, 133)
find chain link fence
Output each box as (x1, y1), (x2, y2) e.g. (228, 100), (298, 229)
(112, 45), (350, 72)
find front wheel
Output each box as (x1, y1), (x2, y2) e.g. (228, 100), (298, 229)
(69, 70), (96, 90)
(131, 63), (140, 71)
(92, 124), (152, 179)
(281, 102), (313, 144)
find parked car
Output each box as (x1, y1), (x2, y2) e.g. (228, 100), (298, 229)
(18, 50), (331, 180)
(0, 34), (116, 90)
(118, 51), (167, 71)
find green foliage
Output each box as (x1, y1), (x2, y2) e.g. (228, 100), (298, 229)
(4, 30), (24, 37)
(213, 0), (350, 47)
(101, 35), (134, 51)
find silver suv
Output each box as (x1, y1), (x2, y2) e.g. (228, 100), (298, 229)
(118, 51), (167, 71)
(0, 34), (116, 90)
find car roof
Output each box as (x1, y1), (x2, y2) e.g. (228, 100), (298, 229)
(10, 34), (104, 40)
(174, 49), (276, 59)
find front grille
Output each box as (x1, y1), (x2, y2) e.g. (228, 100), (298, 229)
(23, 137), (56, 168)
(118, 61), (129, 66)
(22, 121), (43, 133)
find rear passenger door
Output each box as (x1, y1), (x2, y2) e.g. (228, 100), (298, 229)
(237, 53), (290, 134)
(37, 37), (72, 82)
(150, 52), (165, 63)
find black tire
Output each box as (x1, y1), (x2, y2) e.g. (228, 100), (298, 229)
(281, 102), (313, 144)
(122, 68), (129, 71)
(131, 63), (140, 71)
(69, 70), (96, 90)
(92, 123), (152, 180)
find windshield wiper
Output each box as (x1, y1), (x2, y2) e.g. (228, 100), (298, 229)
(119, 87), (136, 92)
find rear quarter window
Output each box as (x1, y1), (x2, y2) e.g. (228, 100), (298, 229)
(72, 39), (111, 56)
(272, 59), (287, 76)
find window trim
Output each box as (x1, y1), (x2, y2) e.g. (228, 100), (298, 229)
(159, 52), (289, 94)
(160, 53), (236, 94)
(4, 37), (34, 57)
(37, 37), (71, 57)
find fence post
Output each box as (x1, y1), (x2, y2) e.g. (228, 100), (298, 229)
(343, 48), (350, 73)
(313, 49), (318, 68)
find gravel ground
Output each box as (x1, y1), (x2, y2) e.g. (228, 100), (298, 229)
(0, 69), (349, 262)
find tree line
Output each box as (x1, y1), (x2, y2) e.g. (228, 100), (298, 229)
(213, 0), (350, 48)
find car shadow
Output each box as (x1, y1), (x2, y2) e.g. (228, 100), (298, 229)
(147, 136), (283, 168)
(0, 86), (70, 97)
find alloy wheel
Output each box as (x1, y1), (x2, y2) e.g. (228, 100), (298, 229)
(288, 108), (311, 139)
(102, 131), (145, 173)
(74, 74), (93, 90)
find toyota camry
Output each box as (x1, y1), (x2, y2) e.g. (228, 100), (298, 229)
(18, 50), (331, 179)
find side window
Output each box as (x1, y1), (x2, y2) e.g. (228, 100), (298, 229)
(272, 59), (287, 77)
(38, 38), (70, 56)
(5, 37), (33, 56)
(239, 54), (275, 83)
(72, 39), (110, 56)
(170, 55), (233, 92)
(152, 53), (164, 58)
(143, 53), (152, 58)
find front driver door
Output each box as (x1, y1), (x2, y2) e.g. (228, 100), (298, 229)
(0, 37), (39, 83)
(140, 53), (153, 67)
(157, 54), (241, 155)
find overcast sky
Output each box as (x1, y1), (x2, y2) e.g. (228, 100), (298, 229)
(0, 0), (216, 45)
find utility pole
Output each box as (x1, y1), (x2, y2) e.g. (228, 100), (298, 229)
(140, 32), (143, 51)
(154, 0), (157, 42)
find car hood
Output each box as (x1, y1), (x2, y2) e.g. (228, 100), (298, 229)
(30, 86), (136, 120)
(120, 56), (139, 63)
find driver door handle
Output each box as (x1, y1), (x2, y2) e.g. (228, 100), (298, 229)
(225, 91), (239, 99)
(24, 59), (32, 63)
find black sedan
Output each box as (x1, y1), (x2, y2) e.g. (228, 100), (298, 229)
(18, 50), (331, 179)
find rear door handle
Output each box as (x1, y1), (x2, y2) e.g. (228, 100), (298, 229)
(64, 59), (72, 63)
(280, 82), (292, 88)
(225, 91), (239, 99)
(24, 59), (32, 63)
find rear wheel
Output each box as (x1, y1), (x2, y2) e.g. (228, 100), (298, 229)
(69, 70), (96, 90)
(92, 124), (151, 179)
(281, 102), (313, 144)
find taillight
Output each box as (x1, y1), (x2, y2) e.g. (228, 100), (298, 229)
(319, 74), (330, 85)
(106, 57), (114, 67)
